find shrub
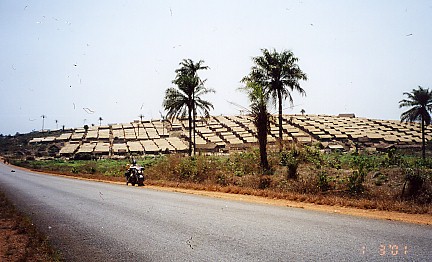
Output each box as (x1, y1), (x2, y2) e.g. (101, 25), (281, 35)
(26, 156), (35, 161)
(74, 153), (93, 160)
(372, 171), (388, 186)
(326, 157), (341, 170)
(386, 148), (402, 166)
(258, 175), (272, 189)
(317, 171), (331, 191)
(286, 157), (299, 179)
(177, 157), (198, 181)
(228, 151), (261, 176)
(280, 149), (300, 179)
(402, 168), (425, 197)
(302, 145), (323, 167)
(347, 168), (366, 194)
(217, 174), (228, 186)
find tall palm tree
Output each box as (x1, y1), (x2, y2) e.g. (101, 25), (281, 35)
(240, 80), (271, 172)
(163, 61), (214, 156)
(399, 86), (432, 159)
(246, 48), (307, 151)
(98, 117), (103, 126)
(175, 59), (210, 154)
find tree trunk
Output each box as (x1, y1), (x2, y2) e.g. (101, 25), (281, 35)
(188, 105), (192, 156)
(422, 117), (425, 160)
(257, 106), (269, 172)
(277, 89), (283, 152)
(193, 98), (196, 156)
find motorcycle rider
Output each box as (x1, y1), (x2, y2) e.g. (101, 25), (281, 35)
(125, 158), (145, 186)
(130, 158), (137, 168)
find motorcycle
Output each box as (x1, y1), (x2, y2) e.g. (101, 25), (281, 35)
(125, 165), (145, 186)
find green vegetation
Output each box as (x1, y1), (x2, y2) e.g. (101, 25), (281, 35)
(12, 157), (160, 180)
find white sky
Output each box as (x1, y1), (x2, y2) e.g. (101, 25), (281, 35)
(1, 0), (431, 135)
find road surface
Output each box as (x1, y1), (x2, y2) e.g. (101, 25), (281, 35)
(0, 162), (430, 261)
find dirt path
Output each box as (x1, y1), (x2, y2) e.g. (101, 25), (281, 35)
(0, 192), (58, 261)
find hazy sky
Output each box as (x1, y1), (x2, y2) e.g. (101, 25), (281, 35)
(1, 0), (431, 135)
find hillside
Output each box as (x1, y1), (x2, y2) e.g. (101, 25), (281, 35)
(1, 114), (431, 160)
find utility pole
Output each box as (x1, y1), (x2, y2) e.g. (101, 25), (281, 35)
(41, 115), (46, 132)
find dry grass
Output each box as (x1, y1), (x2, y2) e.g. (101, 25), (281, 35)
(143, 151), (432, 215)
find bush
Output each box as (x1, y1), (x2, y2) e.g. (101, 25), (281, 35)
(347, 168), (366, 194)
(217, 174), (228, 186)
(228, 151), (260, 177)
(386, 148), (402, 166)
(371, 171), (388, 186)
(326, 157), (341, 169)
(280, 149), (300, 179)
(317, 171), (331, 191)
(258, 175), (272, 189)
(402, 168), (425, 197)
(74, 153), (93, 160)
(286, 157), (299, 179)
(302, 145), (322, 166)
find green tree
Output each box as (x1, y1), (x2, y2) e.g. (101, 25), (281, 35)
(246, 48), (307, 151)
(163, 59), (214, 156)
(175, 59), (210, 154)
(240, 80), (271, 172)
(399, 86), (432, 159)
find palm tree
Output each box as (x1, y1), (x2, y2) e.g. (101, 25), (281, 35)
(98, 117), (103, 126)
(163, 60), (214, 156)
(399, 86), (432, 159)
(240, 80), (271, 172)
(175, 59), (210, 154)
(245, 48), (307, 151)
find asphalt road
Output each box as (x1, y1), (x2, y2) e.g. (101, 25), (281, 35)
(0, 162), (430, 261)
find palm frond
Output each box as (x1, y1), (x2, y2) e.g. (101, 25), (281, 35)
(399, 86), (432, 125)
